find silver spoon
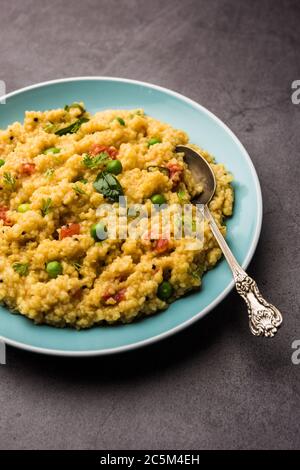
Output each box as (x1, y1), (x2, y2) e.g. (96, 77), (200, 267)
(176, 144), (283, 337)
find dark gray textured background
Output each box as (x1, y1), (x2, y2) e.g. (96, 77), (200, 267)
(0, 0), (299, 450)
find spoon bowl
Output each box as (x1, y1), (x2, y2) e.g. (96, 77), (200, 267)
(176, 144), (216, 205)
(175, 144), (283, 338)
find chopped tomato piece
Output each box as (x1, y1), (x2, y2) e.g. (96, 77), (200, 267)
(72, 288), (83, 300)
(153, 238), (169, 254)
(113, 288), (127, 303)
(166, 162), (183, 187)
(89, 144), (106, 156)
(107, 146), (118, 159)
(89, 144), (118, 159)
(101, 287), (115, 302)
(20, 163), (36, 176)
(0, 206), (12, 226)
(102, 292), (112, 302)
(102, 287), (127, 303)
(59, 223), (80, 239)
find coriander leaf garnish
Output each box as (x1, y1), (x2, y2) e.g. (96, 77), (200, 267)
(41, 198), (52, 217)
(82, 152), (108, 169)
(3, 172), (16, 190)
(13, 262), (29, 277)
(116, 117), (125, 126)
(177, 190), (186, 201)
(45, 168), (55, 178)
(64, 103), (86, 114)
(147, 166), (170, 177)
(44, 123), (57, 133)
(73, 184), (87, 195)
(191, 265), (203, 280)
(44, 147), (60, 155)
(93, 170), (124, 202)
(72, 261), (82, 272)
(148, 137), (161, 147)
(55, 117), (89, 136)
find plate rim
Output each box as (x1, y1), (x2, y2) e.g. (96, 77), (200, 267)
(0, 76), (263, 356)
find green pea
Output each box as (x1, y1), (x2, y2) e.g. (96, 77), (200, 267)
(148, 138), (161, 147)
(44, 147), (60, 155)
(17, 203), (30, 213)
(106, 159), (123, 175)
(46, 261), (63, 278)
(157, 281), (173, 301)
(0, 159), (5, 167)
(90, 222), (108, 241)
(151, 194), (166, 205)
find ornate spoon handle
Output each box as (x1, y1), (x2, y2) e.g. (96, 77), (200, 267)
(204, 206), (283, 337)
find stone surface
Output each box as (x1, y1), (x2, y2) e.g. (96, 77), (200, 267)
(0, 0), (299, 450)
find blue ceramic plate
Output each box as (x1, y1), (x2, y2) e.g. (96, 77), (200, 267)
(0, 77), (262, 356)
